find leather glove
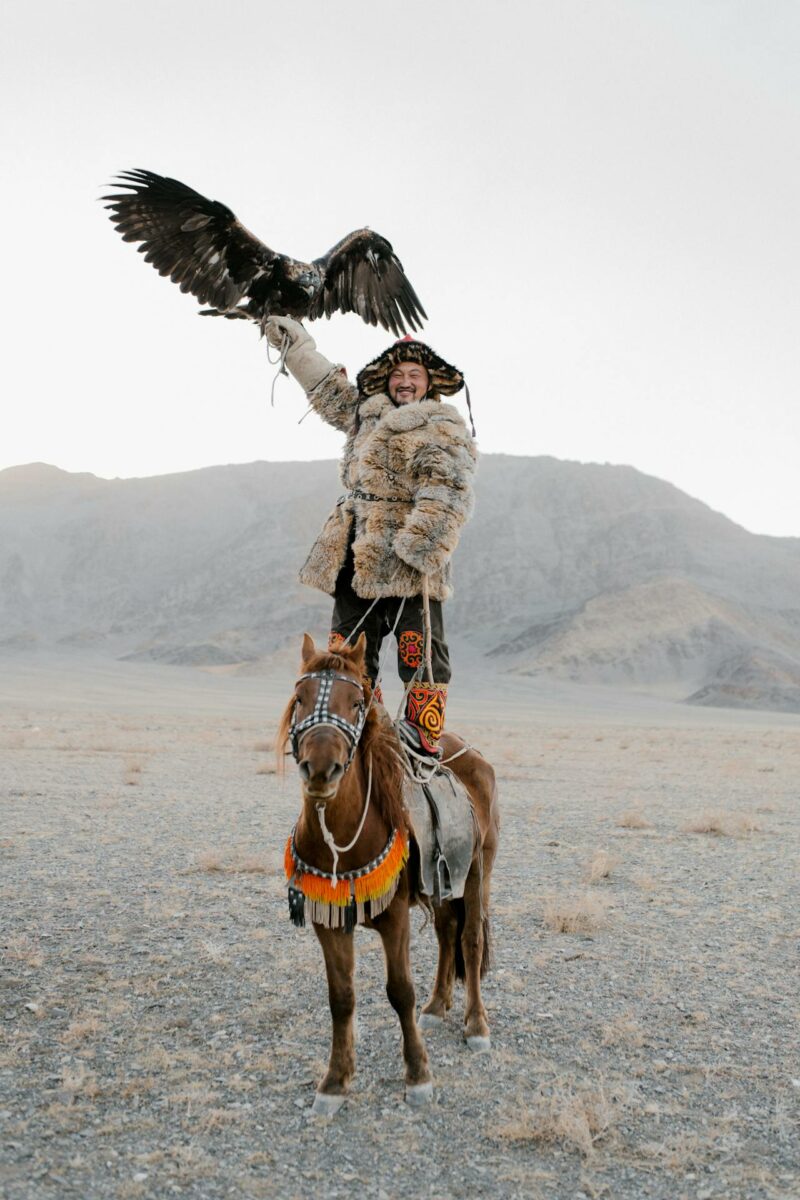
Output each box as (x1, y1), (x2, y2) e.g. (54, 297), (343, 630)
(265, 314), (307, 349)
(264, 316), (333, 394)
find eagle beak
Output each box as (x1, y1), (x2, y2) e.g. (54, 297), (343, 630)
(296, 271), (318, 298)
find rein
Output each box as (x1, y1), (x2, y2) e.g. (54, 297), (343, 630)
(316, 753), (373, 886)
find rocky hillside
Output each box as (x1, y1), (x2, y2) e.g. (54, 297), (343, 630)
(2, 457), (799, 711)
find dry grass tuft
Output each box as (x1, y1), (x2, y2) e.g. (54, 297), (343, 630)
(682, 811), (762, 837)
(638, 1127), (728, 1171)
(255, 762), (277, 775)
(3, 934), (44, 968)
(124, 759), (144, 786)
(542, 892), (609, 935)
(198, 1107), (245, 1131)
(615, 808), (653, 830)
(193, 851), (225, 873)
(116, 1183), (147, 1200)
(185, 850), (269, 874)
(600, 1012), (645, 1048)
(497, 1077), (629, 1156)
(139, 1045), (176, 1071)
(230, 855), (269, 873)
(61, 1016), (103, 1045)
(61, 1063), (100, 1101)
(583, 849), (620, 884)
(119, 1077), (157, 1099)
(199, 939), (228, 964)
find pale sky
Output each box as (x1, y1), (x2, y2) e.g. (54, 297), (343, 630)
(2, 0), (799, 536)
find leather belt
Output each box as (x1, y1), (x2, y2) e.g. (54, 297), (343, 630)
(346, 488), (409, 504)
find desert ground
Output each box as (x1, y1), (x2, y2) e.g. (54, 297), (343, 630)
(1, 649), (798, 1199)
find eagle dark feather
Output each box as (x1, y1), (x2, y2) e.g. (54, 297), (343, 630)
(103, 169), (427, 336)
(310, 228), (426, 336)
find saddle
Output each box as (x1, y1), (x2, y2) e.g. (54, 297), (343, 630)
(403, 766), (476, 904)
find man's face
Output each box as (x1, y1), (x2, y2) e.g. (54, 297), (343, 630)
(387, 361), (430, 404)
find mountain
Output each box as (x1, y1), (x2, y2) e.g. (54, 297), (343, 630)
(2, 457), (799, 711)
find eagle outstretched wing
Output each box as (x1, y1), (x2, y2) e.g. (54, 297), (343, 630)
(104, 169), (427, 335)
(311, 229), (427, 337)
(103, 169), (282, 313)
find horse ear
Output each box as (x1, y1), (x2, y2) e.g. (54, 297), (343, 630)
(301, 633), (316, 666)
(349, 632), (367, 670)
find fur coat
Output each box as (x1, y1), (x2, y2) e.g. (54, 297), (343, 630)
(299, 368), (477, 601)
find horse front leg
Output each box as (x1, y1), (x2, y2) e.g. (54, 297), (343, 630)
(312, 925), (356, 1115)
(374, 898), (433, 1106)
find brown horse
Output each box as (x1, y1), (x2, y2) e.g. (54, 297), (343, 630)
(277, 632), (499, 1114)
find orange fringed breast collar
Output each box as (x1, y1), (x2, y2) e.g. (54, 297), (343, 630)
(285, 827), (408, 932)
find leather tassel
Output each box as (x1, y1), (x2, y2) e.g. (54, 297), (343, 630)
(288, 885), (306, 928)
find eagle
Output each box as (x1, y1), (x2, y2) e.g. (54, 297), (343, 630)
(103, 169), (427, 337)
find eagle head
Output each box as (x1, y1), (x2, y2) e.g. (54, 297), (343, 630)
(290, 264), (321, 298)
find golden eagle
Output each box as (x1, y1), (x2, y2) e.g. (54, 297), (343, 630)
(103, 169), (427, 337)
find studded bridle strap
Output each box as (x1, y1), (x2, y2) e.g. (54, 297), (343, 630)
(290, 670), (366, 770)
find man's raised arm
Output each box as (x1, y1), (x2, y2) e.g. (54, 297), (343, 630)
(266, 316), (359, 433)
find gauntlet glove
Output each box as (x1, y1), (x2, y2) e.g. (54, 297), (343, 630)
(265, 316), (334, 395)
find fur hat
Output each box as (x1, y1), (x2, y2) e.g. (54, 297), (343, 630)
(356, 336), (464, 399)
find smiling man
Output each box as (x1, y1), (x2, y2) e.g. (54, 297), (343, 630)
(388, 360), (430, 405)
(266, 317), (477, 756)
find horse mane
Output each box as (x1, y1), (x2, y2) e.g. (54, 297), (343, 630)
(275, 649), (409, 835)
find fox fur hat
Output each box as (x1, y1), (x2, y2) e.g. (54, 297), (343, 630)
(356, 336), (464, 399)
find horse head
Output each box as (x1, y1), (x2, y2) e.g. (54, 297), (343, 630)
(289, 632), (369, 802)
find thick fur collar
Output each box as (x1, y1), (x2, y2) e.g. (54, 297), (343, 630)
(358, 394), (466, 433)
(358, 394), (396, 422)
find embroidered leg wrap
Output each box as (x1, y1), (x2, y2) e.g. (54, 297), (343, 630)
(405, 683), (448, 753)
(398, 629), (425, 671)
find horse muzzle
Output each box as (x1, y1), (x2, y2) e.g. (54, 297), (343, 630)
(298, 754), (345, 800)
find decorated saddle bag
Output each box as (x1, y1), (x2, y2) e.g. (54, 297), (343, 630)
(404, 768), (476, 904)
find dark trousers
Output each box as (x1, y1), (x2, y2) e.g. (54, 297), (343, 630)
(330, 546), (451, 687)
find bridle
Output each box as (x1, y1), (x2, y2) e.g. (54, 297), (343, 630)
(289, 670), (367, 773)
(290, 668), (372, 882)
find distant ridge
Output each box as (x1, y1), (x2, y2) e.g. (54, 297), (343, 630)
(2, 456), (799, 711)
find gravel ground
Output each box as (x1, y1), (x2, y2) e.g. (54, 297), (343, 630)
(1, 656), (799, 1199)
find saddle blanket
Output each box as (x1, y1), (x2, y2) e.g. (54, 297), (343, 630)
(404, 767), (476, 904)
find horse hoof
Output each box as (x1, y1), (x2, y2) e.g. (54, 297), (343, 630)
(310, 1092), (346, 1117)
(418, 1012), (443, 1031)
(465, 1034), (491, 1053)
(405, 1081), (434, 1107)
